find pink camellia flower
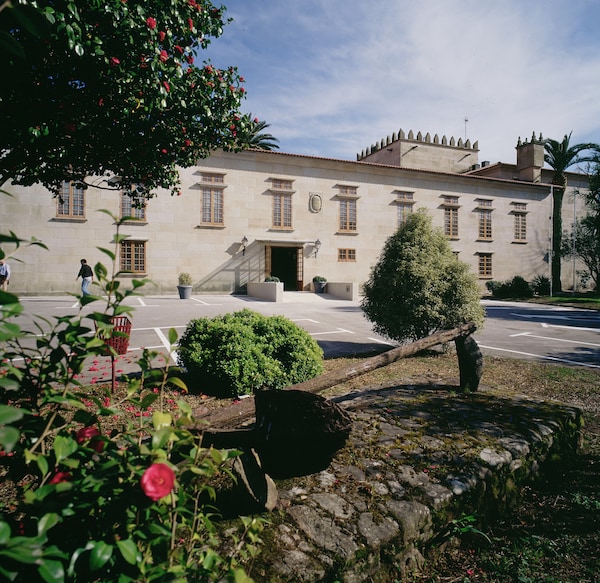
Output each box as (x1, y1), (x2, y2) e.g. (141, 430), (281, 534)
(109, 56), (120, 67)
(158, 30), (166, 42)
(159, 50), (168, 63)
(141, 463), (175, 501)
(174, 45), (183, 55)
(188, 17), (194, 30)
(146, 16), (157, 29)
(49, 471), (71, 484)
(163, 81), (170, 92)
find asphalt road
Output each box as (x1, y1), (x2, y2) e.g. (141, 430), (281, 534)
(14, 294), (600, 385)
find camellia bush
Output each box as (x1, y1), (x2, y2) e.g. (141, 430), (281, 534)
(0, 0), (258, 198)
(0, 214), (263, 582)
(177, 310), (324, 397)
(361, 209), (485, 343)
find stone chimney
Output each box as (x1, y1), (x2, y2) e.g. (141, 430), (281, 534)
(515, 132), (545, 182)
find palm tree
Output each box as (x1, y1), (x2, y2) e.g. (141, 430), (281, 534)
(241, 114), (280, 151)
(544, 132), (598, 292)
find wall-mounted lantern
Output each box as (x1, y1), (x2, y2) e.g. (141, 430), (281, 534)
(314, 238), (321, 258)
(241, 235), (248, 256)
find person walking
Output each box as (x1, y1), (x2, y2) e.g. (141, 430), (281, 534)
(0, 258), (10, 291)
(76, 258), (93, 296)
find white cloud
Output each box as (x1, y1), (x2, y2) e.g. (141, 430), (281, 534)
(203, 0), (600, 164)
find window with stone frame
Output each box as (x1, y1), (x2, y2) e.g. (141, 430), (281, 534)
(441, 195), (460, 238)
(475, 199), (493, 240)
(339, 198), (357, 232)
(272, 192), (292, 229)
(120, 240), (146, 273)
(511, 202), (528, 242)
(57, 181), (85, 218)
(199, 173), (226, 226)
(338, 248), (356, 262)
(121, 188), (146, 221)
(477, 253), (493, 277)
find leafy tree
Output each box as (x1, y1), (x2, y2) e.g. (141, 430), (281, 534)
(562, 157), (600, 291)
(544, 132), (599, 292)
(361, 209), (485, 343)
(0, 0), (267, 198)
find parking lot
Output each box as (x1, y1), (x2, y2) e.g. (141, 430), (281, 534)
(14, 293), (600, 386)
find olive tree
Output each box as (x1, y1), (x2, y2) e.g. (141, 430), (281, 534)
(361, 209), (485, 343)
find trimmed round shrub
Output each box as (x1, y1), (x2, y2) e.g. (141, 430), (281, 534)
(177, 309), (324, 397)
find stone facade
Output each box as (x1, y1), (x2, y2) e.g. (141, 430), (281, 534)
(0, 131), (588, 295)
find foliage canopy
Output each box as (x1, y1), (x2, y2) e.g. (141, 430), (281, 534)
(0, 0), (260, 198)
(361, 209), (485, 342)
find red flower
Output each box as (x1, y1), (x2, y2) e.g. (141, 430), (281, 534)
(109, 57), (120, 67)
(49, 471), (71, 484)
(146, 17), (157, 29)
(159, 50), (168, 63)
(183, 139), (191, 147)
(76, 426), (104, 452)
(163, 81), (170, 92)
(174, 45), (183, 55)
(141, 463), (175, 501)
(158, 30), (166, 42)
(188, 18), (194, 31)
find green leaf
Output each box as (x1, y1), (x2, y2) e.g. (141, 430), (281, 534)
(0, 522), (11, 544)
(0, 426), (20, 453)
(38, 513), (61, 536)
(38, 559), (65, 583)
(168, 327), (178, 345)
(89, 541), (113, 572)
(0, 404), (25, 425)
(116, 539), (140, 565)
(53, 435), (78, 463)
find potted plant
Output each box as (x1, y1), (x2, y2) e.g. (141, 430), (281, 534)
(312, 275), (327, 293)
(177, 272), (193, 299)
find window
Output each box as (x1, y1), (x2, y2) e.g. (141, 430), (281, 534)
(272, 193), (292, 228)
(201, 187), (224, 225)
(121, 190), (146, 221)
(120, 240), (146, 273)
(268, 178), (294, 229)
(478, 253), (493, 277)
(338, 248), (356, 262)
(478, 209), (492, 239)
(200, 173), (224, 184)
(57, 181), (85, 218)
(394, 190), (414, 226)
(441, 195), (460, 238)
(339, 199), (357, 232)
(512, 202), (528, 241)
(199, 173), (226, 226)
(338, 185), (357, 196)
(397, 203), (413, 226)
(475, 199), (493, 239)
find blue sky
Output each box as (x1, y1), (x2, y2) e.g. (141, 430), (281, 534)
(202, 0), (600, 166)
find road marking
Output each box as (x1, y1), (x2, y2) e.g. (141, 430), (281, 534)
(310, 328), (354, 336)
(507, 331), (600, 348)
(368, 337), (396, 346)
(154, 327), (178, 363)
(509, 332), (531, 337)
(541, 322), (599, 332)
(292, 318), (320, 324)
(511, 313), (570, 320)
(190, 297), (213, 305)
(478, 344), (600, 369)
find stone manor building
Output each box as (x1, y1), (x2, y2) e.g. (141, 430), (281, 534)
(1, 130), (589, 296)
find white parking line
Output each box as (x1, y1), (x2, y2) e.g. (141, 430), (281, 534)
(310, 328), (355, 336)
(369, 337), (396, 346)
(478, 344), (600, 369)
(541, 322), (599, 332)
(507, 331), (600, 348)
(292, 318), (320, 323)
(154, 327), (178, 363)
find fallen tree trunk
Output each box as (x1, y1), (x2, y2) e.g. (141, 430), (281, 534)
(194, 321), (478, 431)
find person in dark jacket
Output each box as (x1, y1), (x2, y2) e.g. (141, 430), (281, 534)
(76, 258), (94, 296)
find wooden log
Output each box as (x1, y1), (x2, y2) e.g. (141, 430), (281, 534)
(194, 321), (477, 431)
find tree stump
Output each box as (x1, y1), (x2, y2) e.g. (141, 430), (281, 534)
(454, 334), (483, 392)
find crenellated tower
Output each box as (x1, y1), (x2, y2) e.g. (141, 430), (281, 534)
(357, 128), (479, 174)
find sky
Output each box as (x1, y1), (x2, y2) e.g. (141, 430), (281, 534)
(201, 0), (600, 167)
